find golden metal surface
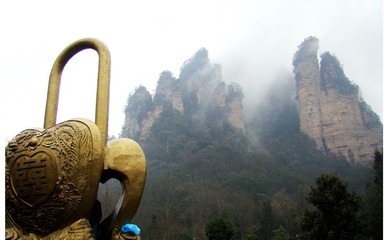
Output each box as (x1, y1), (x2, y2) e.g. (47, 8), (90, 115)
(6, 38), (147, 240)
(103, 138), (147, 237)
(44, 38), (111, 145)
(5, 119), (103, 236)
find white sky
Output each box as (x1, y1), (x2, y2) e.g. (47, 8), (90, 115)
(1, 0), (383, 144)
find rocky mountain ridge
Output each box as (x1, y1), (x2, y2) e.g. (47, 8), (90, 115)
(122, 38), (382, 164)
(121, 48), (245, 142)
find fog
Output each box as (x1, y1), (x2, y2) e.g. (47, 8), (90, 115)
(213, 1), (382, 119)
(2, 0), (382, 142)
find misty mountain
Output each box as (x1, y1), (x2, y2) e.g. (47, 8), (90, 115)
(293, 36), (382, 164)
(117, 37), (382, 239)
(122, 37), (382, 165)
(121, 47), (245, 145)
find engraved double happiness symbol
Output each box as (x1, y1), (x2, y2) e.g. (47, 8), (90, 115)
(11, 151), (57, 207)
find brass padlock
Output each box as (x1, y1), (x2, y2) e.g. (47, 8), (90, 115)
(5, 38), (147, 239)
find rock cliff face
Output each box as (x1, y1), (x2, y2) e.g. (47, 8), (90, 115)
(293, 37), (382, 164)
(122, 40), (381, 164)
(122, 48), (245, 142)
(226, 82), (245, 131)
(121, 86), (153, 140)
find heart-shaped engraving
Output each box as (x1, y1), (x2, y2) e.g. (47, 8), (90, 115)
(10, 149), (58, 207)
(5, 119), (103, 236)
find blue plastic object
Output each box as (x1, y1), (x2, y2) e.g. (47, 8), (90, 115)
(121, 223), (141, 235)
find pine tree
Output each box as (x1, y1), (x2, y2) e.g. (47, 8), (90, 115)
(362, 150), (383, 239)
(271, 225), (290, 240)
(298, 173), (362, 240)
(205, 216), (235, 240)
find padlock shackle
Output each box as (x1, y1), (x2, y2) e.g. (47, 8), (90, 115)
(44, 38), (111, 145)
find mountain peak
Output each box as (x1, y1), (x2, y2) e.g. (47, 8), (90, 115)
(293, 37), (382, 164)
(122, 38), (381, 164)
(122, 48), (245, 143)
(179, 47), (209, 81)
(293, 36), (319, 66)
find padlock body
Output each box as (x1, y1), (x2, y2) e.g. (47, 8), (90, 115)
(5, 119), (103, 236)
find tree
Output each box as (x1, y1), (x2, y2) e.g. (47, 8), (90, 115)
(362, 150), (383, 239)
(271, 225), (290, 240)
(373, 150), (383, 188)
(205, 216), (235, 240)
(271, 190), (299, 233)
(298, 173), (362, 240)
(244, 233), (260, 240)
(260, 201), (275, 240)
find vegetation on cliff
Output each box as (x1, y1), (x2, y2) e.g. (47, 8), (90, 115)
(320, 51), (358, 95)
(292, 36), (319, 68)
(115, 40), (382, 239)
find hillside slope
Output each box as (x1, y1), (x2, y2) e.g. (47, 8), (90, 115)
(116, 38), (380, 239)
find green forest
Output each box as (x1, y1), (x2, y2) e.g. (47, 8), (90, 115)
(116, 84), (382, 239)
(135, 119), (378, 240)
(100, 44), (383, 240)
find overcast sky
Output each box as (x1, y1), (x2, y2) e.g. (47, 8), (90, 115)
(2, 0), (382, 144)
